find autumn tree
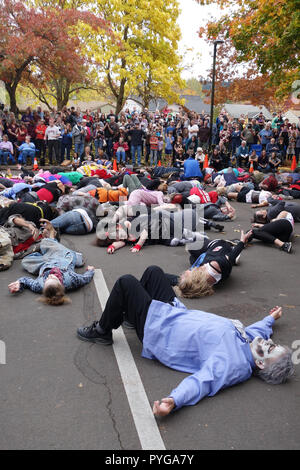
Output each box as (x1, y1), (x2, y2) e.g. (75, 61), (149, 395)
(25, 36), (106, 111)
(0, 0), (108, 113)
(78, 0), (184, 114)
(184, 78), (204, 96)
(196, 0), (300, 104)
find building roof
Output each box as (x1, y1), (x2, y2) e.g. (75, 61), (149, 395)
(180, 95), (210, 114)
(282, 109), (300, 124)
(127, 94), (210, 114)
(224, 104), (272, 120)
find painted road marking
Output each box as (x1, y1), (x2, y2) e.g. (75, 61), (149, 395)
(93, 269), (166, 450)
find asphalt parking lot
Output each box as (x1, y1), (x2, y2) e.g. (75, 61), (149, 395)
(0, 199), (299, 450)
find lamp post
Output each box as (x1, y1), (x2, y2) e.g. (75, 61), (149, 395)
(209, 40), (224, 150)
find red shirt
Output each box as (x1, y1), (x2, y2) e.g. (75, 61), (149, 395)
(150, 136), (158, 150)
(35, 124), (47, 140)
(17, 128), (27, 143)
(36, 188), (53, 203)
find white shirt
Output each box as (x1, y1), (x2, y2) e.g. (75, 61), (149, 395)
(45, 125), (60, 141)
(245, 190), (272, 204)
(188, 124), (199, 139)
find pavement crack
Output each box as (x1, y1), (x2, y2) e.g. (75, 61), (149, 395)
(73, 343), (124, 449)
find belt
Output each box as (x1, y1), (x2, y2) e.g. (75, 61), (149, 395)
(78, 213), (89, 233)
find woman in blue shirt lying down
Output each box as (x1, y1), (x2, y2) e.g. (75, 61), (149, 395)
(77, 265), (294, 417)
(8, 220), (95, 306)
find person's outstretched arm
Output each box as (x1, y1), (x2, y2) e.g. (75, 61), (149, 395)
(153, 351), (251, 416)
(64, 266), (95, 290)
(107, 241), (126, 254)
(130, 229), (148, 253)
(227, 230), (251, 265)
(8, 277), (43, 294)
(245, 306), (282, 340)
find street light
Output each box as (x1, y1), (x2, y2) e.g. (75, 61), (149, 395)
(209, 40), (224, 150)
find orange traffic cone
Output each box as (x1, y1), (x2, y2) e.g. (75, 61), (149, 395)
(113, 158), (118, 171)
(33, 157), (38, 171)
(158, 160), (162, 167)
(249, 161), (254, 173)
(203, 154), (209, 169)
(291, 155), (297, 172)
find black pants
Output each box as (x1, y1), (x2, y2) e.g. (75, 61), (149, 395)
(98, 266), (175, 341)
(252, 219), (292, 244)
(282, 189), (300, 199)
(47, 140), (59, 164)
(35, 140), (46, 165)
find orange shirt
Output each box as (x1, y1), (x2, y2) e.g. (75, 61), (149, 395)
(89, 187), (128, 203)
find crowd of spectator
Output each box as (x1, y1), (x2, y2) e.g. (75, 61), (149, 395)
(0, 103), (299, 171)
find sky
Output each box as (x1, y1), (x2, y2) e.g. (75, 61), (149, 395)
(177, 0), (223, 80)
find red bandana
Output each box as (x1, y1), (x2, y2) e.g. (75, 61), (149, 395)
(48, 267), (64, 285)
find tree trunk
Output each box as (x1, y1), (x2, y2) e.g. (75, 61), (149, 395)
(56, 78), (71, 110)
(5, 83), (18, 114)
(5, 57), (33, 114)
(143, 96), (150, 109)
(115, 78), (127, 115)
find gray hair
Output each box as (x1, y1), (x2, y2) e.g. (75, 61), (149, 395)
(254, 347), (294, 385)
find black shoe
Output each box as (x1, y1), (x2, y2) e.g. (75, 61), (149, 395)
(213, 224), (224, 232)
(77, 321), (113, 345)
(281, 242), (292, 253)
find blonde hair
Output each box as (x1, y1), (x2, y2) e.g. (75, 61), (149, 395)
(216, 187), (227, 196)
(158, 183), (168, 193)
(40, 282), (70, 306)
(175, 268), (214, 298)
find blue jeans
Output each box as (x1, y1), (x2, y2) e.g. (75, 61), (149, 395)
(51, 211), (87, 235)
(116, 150), (126, 163)
(74, 142), (84, 158)
(61, 142), (72, 161)
(94, 139), (103, 157)
(150, 150), (158, 166)
(0, 150), (15, 164)
(131, 145), (141, 165)
(18, 149), (36, 165)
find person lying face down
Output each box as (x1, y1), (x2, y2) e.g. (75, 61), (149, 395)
(77, 266), (294, 417)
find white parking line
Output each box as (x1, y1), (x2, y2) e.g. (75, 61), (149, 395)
(93, 269), (166, 450)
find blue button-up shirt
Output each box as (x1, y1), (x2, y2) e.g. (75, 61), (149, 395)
(142, 298), (274, 410)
